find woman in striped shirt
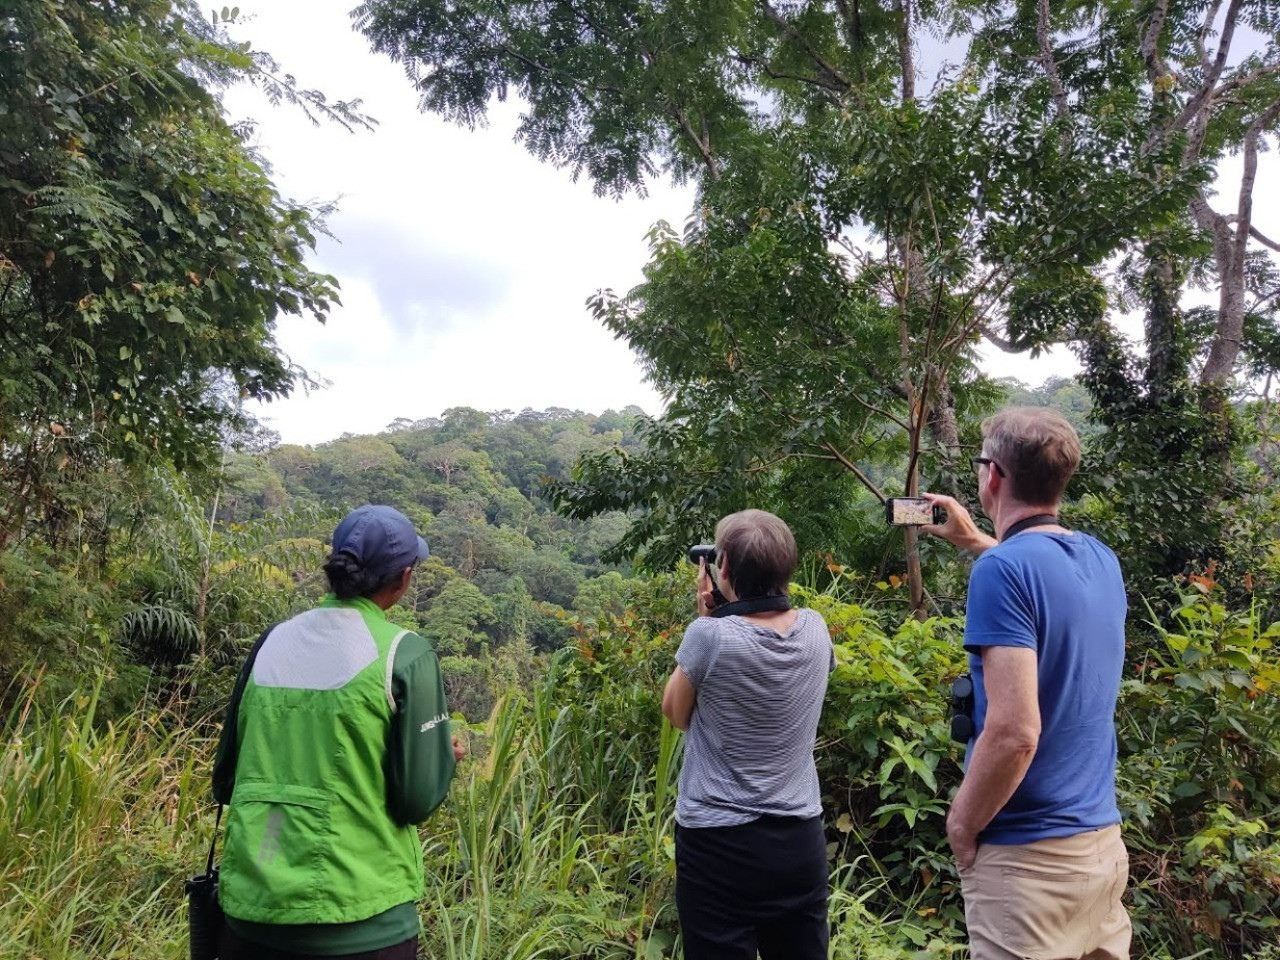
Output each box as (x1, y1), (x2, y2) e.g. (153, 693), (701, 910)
(662, 509), (835, 960)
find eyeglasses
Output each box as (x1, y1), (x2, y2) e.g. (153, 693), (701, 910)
(970, 456), (1006, 478)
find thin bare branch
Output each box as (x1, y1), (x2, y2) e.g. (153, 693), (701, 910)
(669, 105), (721, 181)
(1250, 225), (1280, 253)
(821, 440), (886, 502)
(745, 452), (839, 474)
(847, 392), (910, 431)
(733, 51), (846, 100)
(74, 68), (146, 103)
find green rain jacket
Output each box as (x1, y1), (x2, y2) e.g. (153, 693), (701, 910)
(213, 596), (455, 953)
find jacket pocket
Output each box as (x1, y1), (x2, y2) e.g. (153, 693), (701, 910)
(222, 781), (331, 913)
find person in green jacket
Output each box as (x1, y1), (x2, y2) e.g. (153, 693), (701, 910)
(212, 504), (464, 960)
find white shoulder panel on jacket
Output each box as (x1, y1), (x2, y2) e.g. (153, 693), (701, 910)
(253, 608), (379, 691)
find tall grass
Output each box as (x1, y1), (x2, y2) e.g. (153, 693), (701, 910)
(7, 581), (1275, 959)
(416, 686), (680, 959)
(0, 672), (212, 959)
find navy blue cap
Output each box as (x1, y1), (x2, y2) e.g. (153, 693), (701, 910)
(331, 505), (429, 583)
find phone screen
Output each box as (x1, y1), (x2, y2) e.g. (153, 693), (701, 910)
(888, 498), (934, 525)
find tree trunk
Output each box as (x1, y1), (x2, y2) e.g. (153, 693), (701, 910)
(898, 290), (927, 621)
(1142, 254), (1184, 406)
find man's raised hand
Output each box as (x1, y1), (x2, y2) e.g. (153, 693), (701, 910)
(921, 493), (996, 555)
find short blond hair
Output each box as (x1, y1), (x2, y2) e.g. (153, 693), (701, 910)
(715, 509), (797, 599)
(982, 407), (1082, 505)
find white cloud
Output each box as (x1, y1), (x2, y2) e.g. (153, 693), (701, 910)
(230, 0), (686, 443)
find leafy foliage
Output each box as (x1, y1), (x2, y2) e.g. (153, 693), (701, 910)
(358, 0), (1241, 619)
(0, 0), (342, 548)
(1120, 580), (1280, 954)
(0, 680), (211, 960)
(11, 573), (1277, 958)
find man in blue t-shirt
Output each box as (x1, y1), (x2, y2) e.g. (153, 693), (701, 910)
(923, 407), (1131, 960)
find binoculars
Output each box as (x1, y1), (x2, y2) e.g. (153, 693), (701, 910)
(185, 869), (222, 960)
(688, 544), (718, 566)
(950, 673), (975, 743)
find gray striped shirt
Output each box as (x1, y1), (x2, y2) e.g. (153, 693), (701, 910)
(674, 608), (835, 828)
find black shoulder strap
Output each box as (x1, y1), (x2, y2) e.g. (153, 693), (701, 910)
(206, 622), (279, 870)
(1000, 513), (1060, 542)
(710, 595), (792, 618)
(224, 622), (278, 728)
(203, 804), (223, 878)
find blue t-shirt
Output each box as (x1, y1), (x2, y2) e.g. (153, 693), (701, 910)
(964, 531), (1126, 844)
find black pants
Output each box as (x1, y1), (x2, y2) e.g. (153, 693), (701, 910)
(675, 815), (829, 960)
(218, 923), (416, 960)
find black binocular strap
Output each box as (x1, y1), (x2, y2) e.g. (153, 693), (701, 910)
(204, 804), (223, 879)
(710, 595), (792, 618)
(1000, 513), (1059, 542)
(203, 621), (279, 878)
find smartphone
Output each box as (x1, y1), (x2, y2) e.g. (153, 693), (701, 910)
(885, 497), (944, 526)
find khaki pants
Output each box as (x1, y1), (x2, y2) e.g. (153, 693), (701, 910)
(959, 825), (1131, 960)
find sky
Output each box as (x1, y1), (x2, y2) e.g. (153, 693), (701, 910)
(225, 0), (690, 444)
(224, 1), (1267, 446)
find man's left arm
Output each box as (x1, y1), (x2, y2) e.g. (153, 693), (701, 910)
(387, 635), (457, 825)
(946, 644), (1040, 869)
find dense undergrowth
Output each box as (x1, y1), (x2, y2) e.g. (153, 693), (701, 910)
(2, 573), (1277, 959)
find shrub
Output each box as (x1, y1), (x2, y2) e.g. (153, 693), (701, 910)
(1118, 581), (1280, 956)
(807, 589), (969, 944)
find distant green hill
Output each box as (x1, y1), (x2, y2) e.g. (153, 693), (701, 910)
(219, 406), (650, 663)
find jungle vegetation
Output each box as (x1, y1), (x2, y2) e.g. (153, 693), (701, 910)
(2, 2), (1279, 958)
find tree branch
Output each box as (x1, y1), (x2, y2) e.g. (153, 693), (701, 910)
(495, 40), (623, 97)
(1250, 225), (1280, 253)
(745, 451), (839, 474)
(847, 392), (910, 432)
(1233, 100), (1280, 269)
(667, 104), (721, 180)
(74, 68), (146, 103)
(821, 440), (886, 502)
(1140, 0), (1172, 82)
(892, 0), (915, 102)
(1194, 0), (1226, 65)
(759, 0), (852, 93)
(832, 0), (865, 68)
(980, 323), (1020, 353)
(1200, 99), (1280, 387)
(1175, 0), (1244, 159)
(1213, 63), (1280, 101)
(734, 51), (846, 100)
(1036, 0), (1071, 127)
